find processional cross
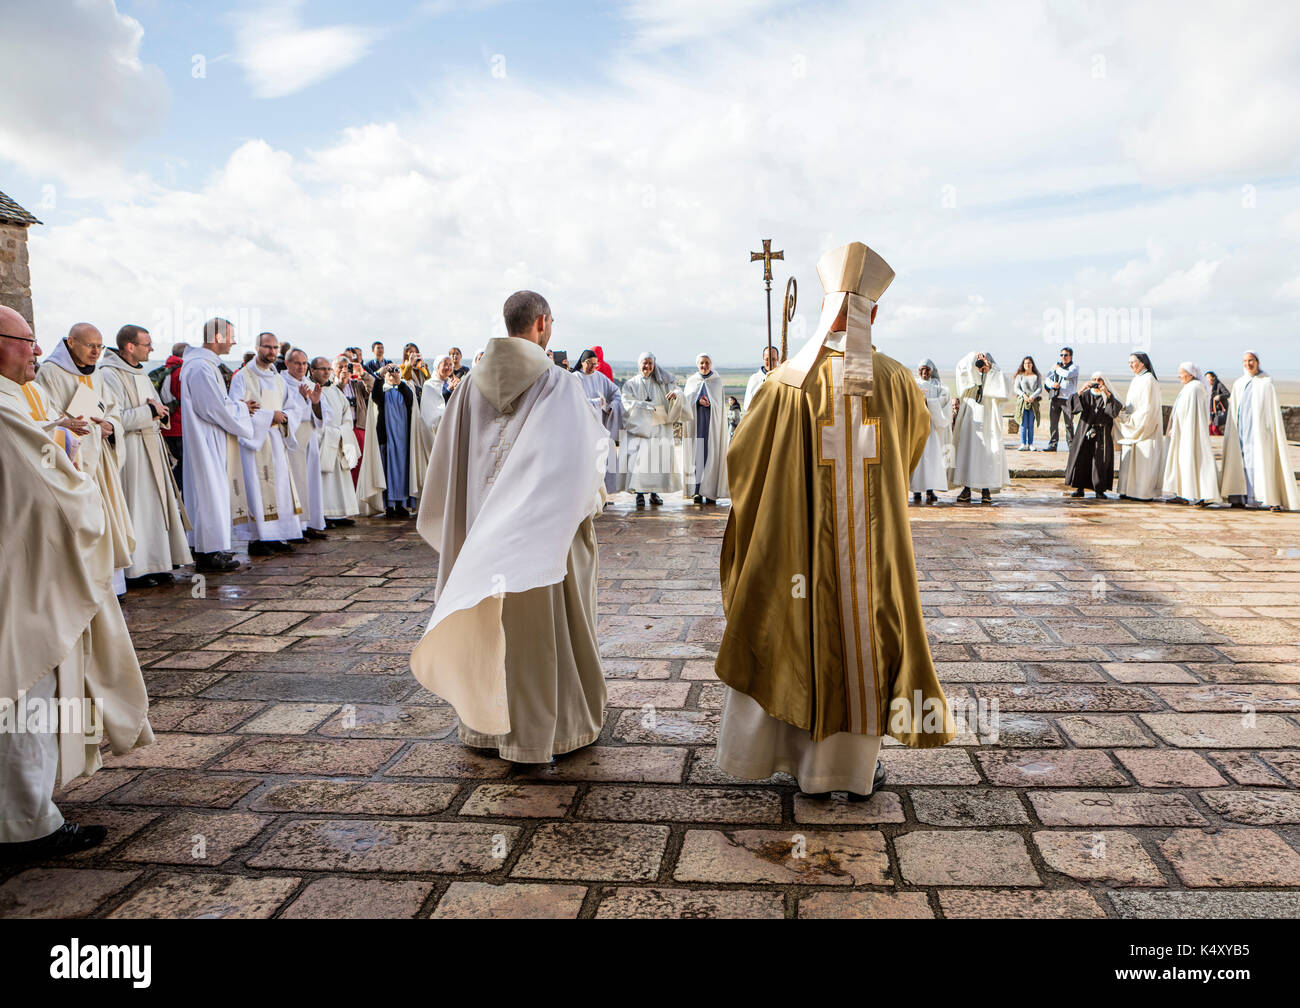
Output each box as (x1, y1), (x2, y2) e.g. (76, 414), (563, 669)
(750, 238), (783, 362)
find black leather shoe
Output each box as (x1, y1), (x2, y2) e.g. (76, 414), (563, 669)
(270, 540), (294, 553)
(956, 487), (972, 503)
(693, 494), (704, 505)
(1071, 488), (1085, 498)
(124, 574), (156, 590)
(925, 491), (938, 504)
(287, 538), (308, 545)
(649, 494), (663, 506)
(635, 493), (646, 508)
(980, 489), (992, 504)
(329, 517), (356, 527)
(248, 540), (274, 556)
(912, 492), (921, 503)
(0, 822), (108, 864)
(1095, 491), (1108, 500)
(304, 528), (328, 540)
(705, 498), (717, 506)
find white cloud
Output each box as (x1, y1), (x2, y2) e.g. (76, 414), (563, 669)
(0, 0), (167, 192)
(23, 0), (1300, 373)
(233, 1), (382, 99)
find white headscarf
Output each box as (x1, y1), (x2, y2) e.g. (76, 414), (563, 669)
(916, 358), (944, 397)
(1243, 350), (1265, 376)
(637, 352), (675, 385)
(954, 351), (997, 396)
(1177, 361), (1202, 383)
(1089, 370), (1105, 395)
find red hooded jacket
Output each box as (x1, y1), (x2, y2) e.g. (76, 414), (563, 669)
(161, 354), (183, 437)
(591, 345), (614, 382)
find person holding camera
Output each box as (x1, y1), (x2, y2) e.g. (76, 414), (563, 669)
(950, 349), (1009, 504)
(400, 342), (431, 387)
(1042, 346), (1079, 451)
(1065, 372), (1121, 499)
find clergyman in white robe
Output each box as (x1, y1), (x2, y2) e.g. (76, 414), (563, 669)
(574, 356), (626, 496)
(229, 362), (302, 544)
(675, 354), (729, 502)
(1, 344), (153, 852)
(281, 361), (326, 537)
(910, 357), (952, 497)
(1117, 353), (1165, 501)
(1220, 352), (1300, 511)
(99, 345), (193, 580)
(742, 346), (778, 413)
(320, 380), (361, 522)
(410, 305), (607, 764)
(949, 350), (1008, 496)
(178, 343), (254, 560)
(33, 331), (135, 595)
(621, 352), (682, 497)
(1162, 362), (1222, 506)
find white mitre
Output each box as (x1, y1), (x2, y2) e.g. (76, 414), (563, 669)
(779, 240), (895, 396)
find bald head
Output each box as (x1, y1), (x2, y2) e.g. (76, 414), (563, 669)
(66, 323), (104, 368)
(0, 306), (40, 384)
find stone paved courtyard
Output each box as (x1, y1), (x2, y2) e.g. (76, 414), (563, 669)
(3, 484), (1300, 919)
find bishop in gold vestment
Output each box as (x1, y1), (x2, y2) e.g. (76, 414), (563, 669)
(715, 242), (954, 797)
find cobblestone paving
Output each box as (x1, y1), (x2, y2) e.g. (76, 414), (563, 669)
(3, 483), (1300, 919)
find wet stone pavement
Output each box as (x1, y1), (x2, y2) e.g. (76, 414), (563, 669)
(3, 482), (1300, 919)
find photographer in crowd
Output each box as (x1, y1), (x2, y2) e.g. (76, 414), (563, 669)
(1042, 346), (1079, 452)
(1064, 372), (1121, 499)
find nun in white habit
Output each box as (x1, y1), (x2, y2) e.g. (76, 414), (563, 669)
(1116, 351), (1165, 501)
(1162, 362), (1222, 506)
(909, 358), (951, 503)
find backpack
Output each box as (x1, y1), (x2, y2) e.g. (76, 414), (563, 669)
(149, 361), (180, 396)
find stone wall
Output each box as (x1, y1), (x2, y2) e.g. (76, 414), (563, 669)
(0, 222), (34, 328)
(1284, 406), (1300, 443)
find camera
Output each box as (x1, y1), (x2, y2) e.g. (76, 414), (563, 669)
(974, 355), (989, 370)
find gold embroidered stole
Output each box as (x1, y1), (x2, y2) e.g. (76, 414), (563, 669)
(238, 367), (301, 521)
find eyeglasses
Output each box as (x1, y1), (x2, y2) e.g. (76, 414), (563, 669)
(1, 333), (37, 345)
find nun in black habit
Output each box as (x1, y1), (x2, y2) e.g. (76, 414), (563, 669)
(1065, 372), (1122, 498)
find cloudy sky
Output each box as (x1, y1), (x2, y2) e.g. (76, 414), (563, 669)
(2, 0), (1298, 372)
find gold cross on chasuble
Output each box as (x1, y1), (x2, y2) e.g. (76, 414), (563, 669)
(815, 354), (881, 735)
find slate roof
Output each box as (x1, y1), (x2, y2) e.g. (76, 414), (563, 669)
(0, 190), (41, 227)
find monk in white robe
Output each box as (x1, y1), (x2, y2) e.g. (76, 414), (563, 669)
(281, 348), (328, 542)
(229, 332), (302, 553)
(34, 324), (135, 596)
(621, 352), (682, 507)
(742, 346), (778, 413)
(676, 353), (729, 504)
(949, 350), (1008, 503)
(909, 357), (951, 503)
(0, 307), (153, 862)
(1162, 362), (1222, 507)
(319, 358), (360, 526)
(411, 291), (607, 763)
(574, 349), (626, 497)
(179, 319), (255, 573)
(1117, 351), (1165, 501)
(99, 325), (192, 586)
(1220, 351), (1300, 512)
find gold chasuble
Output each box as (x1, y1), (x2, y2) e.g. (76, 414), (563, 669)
(716, 242), (954, 748)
